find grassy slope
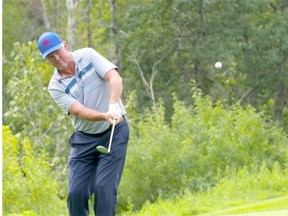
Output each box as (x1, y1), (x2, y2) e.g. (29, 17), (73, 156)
(121, 195), (288, 216)
(198, 196), (288, 215)
(121, 164), (288, 216)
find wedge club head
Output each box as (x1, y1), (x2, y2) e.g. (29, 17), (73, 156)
(96, 145), (109, 154)
(96, 120), (116, 154)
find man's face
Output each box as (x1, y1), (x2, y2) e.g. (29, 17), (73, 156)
(46, 45), (71, 71)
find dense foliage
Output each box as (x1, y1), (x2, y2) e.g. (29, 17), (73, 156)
(3, 91), (288, 215)
(2, 126), (67, 215)
(2, 0), (288, 215)
(3, 0), (288, 128)
(4, 42), (73, 196)
(118, 91), (288, 211)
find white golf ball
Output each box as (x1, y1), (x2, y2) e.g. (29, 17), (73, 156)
(215, 62), (222, 69)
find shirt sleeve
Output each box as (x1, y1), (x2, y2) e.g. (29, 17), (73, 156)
(89, 48), (118, 78)
(48, 88), (77, 115)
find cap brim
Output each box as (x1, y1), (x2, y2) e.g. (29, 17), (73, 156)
(42, 43), (63, 59)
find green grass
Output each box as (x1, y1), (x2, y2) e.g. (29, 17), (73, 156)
(121, 195), (288, 216)
(198, 195), (288, 215)
(120, 163), (288, 216)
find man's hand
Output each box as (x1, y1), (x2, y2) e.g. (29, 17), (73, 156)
(105, 112), (123, 125)
(68, 101), (122, 124)
(108, 102), (124, 124)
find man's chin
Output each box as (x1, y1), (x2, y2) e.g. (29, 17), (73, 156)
(56, 64), (68, 71)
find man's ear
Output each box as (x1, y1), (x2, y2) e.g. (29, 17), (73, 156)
(63, 41), (69, 50)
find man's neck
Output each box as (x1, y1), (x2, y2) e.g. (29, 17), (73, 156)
(59, 62), (75, 77)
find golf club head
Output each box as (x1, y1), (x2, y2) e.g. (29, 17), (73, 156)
(96, 146), (109, 154)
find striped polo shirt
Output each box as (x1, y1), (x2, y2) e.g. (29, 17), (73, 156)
(48, 48), (126, 134)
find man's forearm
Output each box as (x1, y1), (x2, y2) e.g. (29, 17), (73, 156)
(104, 69), (123, 103)
(109, 75), (123, 103)
(68, 101), (106, 121)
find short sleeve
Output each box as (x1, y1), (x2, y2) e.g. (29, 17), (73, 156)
(89, 48), (118, 78)
(48, 88), (77, 114)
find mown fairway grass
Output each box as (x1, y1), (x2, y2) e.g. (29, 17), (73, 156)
(198, 195), (288, 215)
(120, 195), (288, 216)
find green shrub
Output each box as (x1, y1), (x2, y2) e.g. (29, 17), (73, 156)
(2, 126), (67, 216)
(121, 162), (288, 216)
(4, 42), (73, 187)
(118, 92), (288, 211)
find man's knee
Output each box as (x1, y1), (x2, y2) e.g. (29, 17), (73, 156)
(94, 182), (116, 196)
(68, 186), (90, 201)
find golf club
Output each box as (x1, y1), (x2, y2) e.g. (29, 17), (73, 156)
(96, 120), (116, 154)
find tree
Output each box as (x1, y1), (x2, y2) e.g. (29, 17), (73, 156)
(116, 0), (288, 126)
(4, 42), (73, 184)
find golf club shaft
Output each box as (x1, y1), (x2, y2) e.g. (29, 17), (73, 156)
(108, 121), (116, 152)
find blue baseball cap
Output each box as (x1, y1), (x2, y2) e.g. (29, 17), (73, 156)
(37, 32), (63, 59)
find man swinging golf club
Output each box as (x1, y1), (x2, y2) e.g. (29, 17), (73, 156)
(37, 32), (129, 216)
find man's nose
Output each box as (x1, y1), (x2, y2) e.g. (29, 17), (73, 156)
(54, 53), (60, 59)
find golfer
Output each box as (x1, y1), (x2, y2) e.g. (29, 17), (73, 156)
(37, 32), (129, 216)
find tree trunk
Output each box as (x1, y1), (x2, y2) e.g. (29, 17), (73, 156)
(110, 0), (120, 67)
(85, 0), (93, 47)
(66, 0), (76, 50)
(242, 32), (258, 107)
(273, 0), (288, 122)
(40, 0), (52, 29)
(273, 56), (287, 123)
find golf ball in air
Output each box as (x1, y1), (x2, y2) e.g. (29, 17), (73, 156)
(215, 62), (222, 69)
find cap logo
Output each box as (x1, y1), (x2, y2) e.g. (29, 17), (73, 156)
(42, 39), (50, 47)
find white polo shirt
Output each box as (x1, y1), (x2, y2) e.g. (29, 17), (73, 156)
(48, 48), (125, 134)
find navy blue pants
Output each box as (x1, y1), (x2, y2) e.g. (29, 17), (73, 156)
(67, 120), (129, 216)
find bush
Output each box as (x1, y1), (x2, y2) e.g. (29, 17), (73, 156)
(2, 126), (67, 216)
(121, 162), (288, 216)
(4, 42), (73, 200)
(118, 92), (288, 211)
